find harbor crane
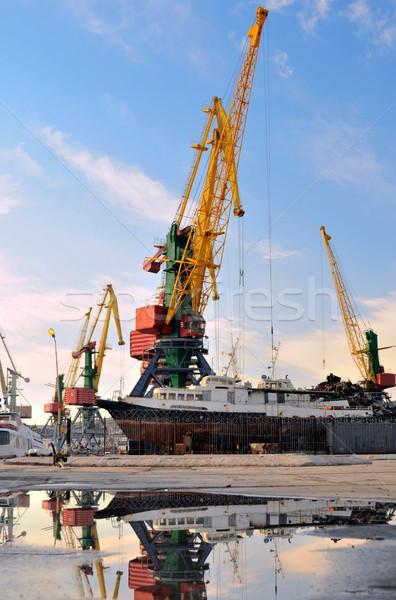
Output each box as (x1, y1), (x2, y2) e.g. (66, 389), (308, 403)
(63, 284), (125, 451)
(70, 284), (125, 395)
(43, 285), (125, 454)
(320, 226), (395, 391)
(129, 6), (268, 396)
(0, 331), (31, 417)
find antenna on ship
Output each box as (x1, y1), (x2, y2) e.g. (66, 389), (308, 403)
(222, 336), (240, 378)
(270, 342), (280, 380)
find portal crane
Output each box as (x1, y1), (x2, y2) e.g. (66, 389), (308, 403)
(42, 310), (92, 443)
(88, 285), (125, 389)
(42, 286), (125, 453)
(0, 331), (31, 415)
(129, 7), (268, 395)
(63, 285), (125, 452)
(320, 226), (395, 391)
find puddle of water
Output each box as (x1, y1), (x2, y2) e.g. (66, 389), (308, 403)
(0, 490), (395, 599)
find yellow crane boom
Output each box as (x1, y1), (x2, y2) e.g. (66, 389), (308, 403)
(86, 284), (125, 392)
(165, 6), (268, 325)
(320, 226), (376, 384)
(63, 308), (92, 389)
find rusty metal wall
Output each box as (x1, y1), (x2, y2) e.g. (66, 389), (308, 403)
(106, 402), (396, 454)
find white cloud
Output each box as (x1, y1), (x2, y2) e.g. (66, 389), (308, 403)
(0, 174), (24, 215)
(41, 127), (178, 223)
(266, 0), (298, 10)
(0, 144), (47, 178)
(58, 0), (140, 60)
(58, 0), (193, 63)
(274, 50), (294, 77)
(231, 2), (245, 17)
(298, 0), (335, 32)
(250, 0), (335, 33)
(258, 239), (302, 260)
(343, 0), (396, 50)
(302, 117), (395, 197)
(186, 48), (205, 70)
(345, 0), (369, 21)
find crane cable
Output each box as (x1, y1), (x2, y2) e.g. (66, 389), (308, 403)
(263, 20), (274, 370)
(320, 237), (326, 369)
(238, 218), (245, 380)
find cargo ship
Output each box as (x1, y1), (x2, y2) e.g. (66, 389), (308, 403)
(96, 374), (391, 455)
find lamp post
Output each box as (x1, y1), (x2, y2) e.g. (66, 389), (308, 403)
(48, 329), (62, 453)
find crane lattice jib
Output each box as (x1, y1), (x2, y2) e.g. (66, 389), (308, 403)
(88, 284), (125, 393)
(320, 226), (375, 384)
(166, 7), (268, 324)
(64, 308), (92, 389)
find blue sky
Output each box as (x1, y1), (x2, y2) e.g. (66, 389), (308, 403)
(1, 0), (396, 421)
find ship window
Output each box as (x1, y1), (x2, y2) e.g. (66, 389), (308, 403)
(0, 431), (9, 445)
(187, 517), (195, 524)
(168, 393), (176, 400)
(168, 518), (176, 525)
(195, 394), (203, 401)
(186, 394), (194, 401)
(159, 392), (167, 400)
(178, 518), (186, 525)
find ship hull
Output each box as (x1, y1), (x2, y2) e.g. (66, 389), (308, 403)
(96, 399), (378, 455)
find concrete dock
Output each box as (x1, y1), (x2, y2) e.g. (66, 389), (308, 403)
(1, 454), (396, 499)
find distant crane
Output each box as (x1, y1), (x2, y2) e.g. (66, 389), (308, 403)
(42, 285), (125, 454)
(63, 284), (124, 451)
(41, 309), (92, 442)
(320, 226), (395, 391)
(0, 331), (31, 416)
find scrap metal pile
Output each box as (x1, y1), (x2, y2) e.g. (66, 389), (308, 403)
(315, 373), (396, 416)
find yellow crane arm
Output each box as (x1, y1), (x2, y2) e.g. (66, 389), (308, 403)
(92, 285), (125, 392)
(175, 106), (216, 228)
(320, 226), (375, 384)
(165, 7), (268, 324)
(64, 308), (92, 388)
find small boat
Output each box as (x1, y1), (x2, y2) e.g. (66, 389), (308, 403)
(0, 411), (44, 458)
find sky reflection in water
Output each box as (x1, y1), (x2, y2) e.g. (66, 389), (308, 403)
(0, 490), (396, 599)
